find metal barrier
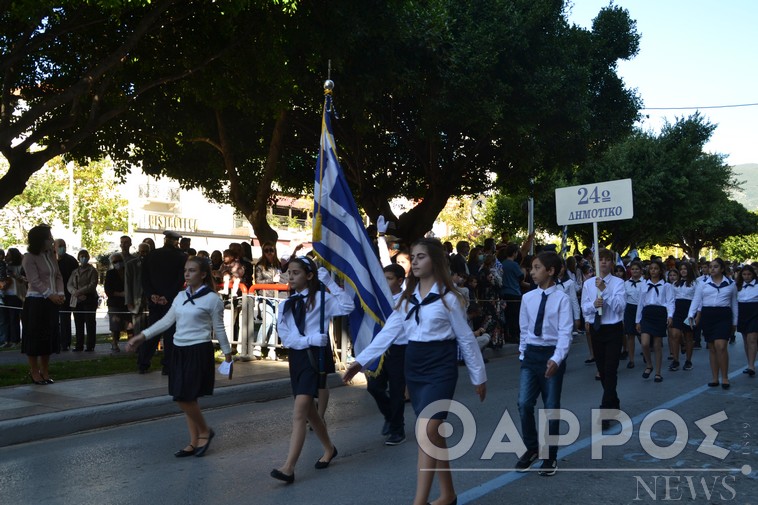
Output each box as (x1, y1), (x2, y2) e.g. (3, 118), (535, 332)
(215, 281), (349, 368)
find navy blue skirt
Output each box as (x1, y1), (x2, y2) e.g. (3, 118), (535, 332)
(672, 299), (693, 331)
(640, 305), (668, 338)
(21, 297), (60, 356)
(623, 303), (639, 335)
(700, 306), (732, 342)
(288, 345), (334, 397)
(738, 302), (758, 335)
(169, 341), (215, 402)
(405, 340), (458, 420)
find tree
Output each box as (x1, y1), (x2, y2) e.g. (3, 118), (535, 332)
(0, 156), (67, 246)
(719, 222), (758, 262)
(0, 0), (270, 209)
(0, 155), (127, 254)
(90, 0), (641, 244)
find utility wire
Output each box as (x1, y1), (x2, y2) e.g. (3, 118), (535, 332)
(642, 102), (758, 111)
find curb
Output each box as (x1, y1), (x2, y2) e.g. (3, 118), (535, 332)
(0, 374), (349, 449)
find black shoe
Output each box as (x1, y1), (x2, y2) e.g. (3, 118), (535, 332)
(584, 358), (595, 365)
(626, 362), (635, 369)
(385, 433), (406, 446)
(270, 469), (294, 484)
(515, 449), (538, 471)
(668, 361), (679, 371)
(683, 361), (693, 371)
(381, 421), (391, 436)
(722, 383), (730, 390)
(194, 429), (215, 457)
(315, 446), (338, 469)
(538, 459), (558, 476)
(748, 369), (756, 377)
(26, 373), (47, 385)
(174, 445), (195, 457)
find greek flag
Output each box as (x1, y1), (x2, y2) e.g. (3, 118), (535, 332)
(312, 91), (394, 371)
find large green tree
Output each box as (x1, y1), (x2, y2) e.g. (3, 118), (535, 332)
(0, 0), (275, 208)
(0, 156), (127, 254)
(93, 0), (641, 244)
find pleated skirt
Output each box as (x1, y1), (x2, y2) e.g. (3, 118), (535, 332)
(169, 341), (215, 401)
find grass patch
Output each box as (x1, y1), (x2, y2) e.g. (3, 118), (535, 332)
(0, 353), (141, 388)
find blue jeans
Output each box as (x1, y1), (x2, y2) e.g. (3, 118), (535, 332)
(518, 345), (566, 460)
(255, 299), (278, 348)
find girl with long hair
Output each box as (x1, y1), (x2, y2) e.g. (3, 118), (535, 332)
(127, 256), (232, 457)
(344, 238), (486, 505)
(670, 262), (697, 371)
(687, 258), (738, 389)
(737, 264), (757, 377)
(636, 260), (674, 383)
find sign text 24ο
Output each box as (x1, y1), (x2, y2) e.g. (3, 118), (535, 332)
(555, 178), (634, 226)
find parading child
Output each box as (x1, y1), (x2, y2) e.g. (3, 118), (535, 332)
(515, 252), (573, 476)
(270, 257), (353, 484)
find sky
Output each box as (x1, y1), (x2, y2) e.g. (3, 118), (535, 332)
(568, 0), (758, 165)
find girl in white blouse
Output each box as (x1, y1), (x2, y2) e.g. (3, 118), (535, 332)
(344, 238), (486, 505)
(670, 262), (697, 371)
(623, 261), (644, 369)
(636, 260), (674, 383)
(737, 265), (757, 377)
(687, 258), (738, 389)
(270, 257), (353, 484)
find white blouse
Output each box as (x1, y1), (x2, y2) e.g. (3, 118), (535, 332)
(277, 283), (354, 350)
(688, 277), (738, 325)
(624, 278), (644, 305)
(636, 279), (675, 323)
(355, 282), (486, 386)
(738, 281), (758, 303)
(555, 278), (580, 320)
(672, 282), (697, 301)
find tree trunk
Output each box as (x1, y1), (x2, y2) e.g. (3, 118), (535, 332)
(249, 110), (288, 246)
(0, 151), (56, 208)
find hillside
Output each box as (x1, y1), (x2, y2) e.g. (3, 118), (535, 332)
(731, 163), (758, 211)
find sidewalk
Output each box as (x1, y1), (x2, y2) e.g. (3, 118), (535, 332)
(0, 343), (329, 448)
(0, 342), (514, 448)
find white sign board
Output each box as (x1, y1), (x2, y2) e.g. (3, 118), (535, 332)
(555, 178), (633, 226)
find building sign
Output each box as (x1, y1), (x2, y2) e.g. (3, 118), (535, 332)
(555, 178), (634, 226)
(140, 213), (199, 233)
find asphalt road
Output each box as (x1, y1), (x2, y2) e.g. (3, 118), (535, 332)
(1, 340), (756, 505)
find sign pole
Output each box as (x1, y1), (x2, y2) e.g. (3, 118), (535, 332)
(593, 220), (602, 316)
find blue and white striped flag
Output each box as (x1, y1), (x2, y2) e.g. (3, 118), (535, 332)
(312, 91), (394, 371)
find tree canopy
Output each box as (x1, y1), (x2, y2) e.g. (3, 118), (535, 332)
(1, 0), (642, 244)
(501, 113), (758, 259)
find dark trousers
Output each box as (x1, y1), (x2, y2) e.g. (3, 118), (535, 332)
(138, 302), (175, 372)
(59, 296), (72, 349)
(4, 295), (22, 344)
(366, 344), (406, 436)
(73, 303), (97, 351)
(591, 322), (623, 409)
(503, 295), (522, 342)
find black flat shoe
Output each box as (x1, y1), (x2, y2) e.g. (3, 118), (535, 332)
(748, 369), (756, 377)
(174, 445), (195, 457)
(315, 446), (338, 469)
(707, 382), (719, 387)
(270, 469), (294, 483)
(194, 429), (215, 457)
(26, 373), (47, 385)
(721, 383), (730, 390)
